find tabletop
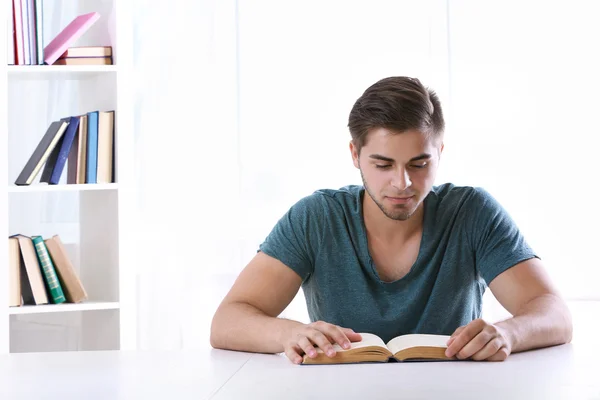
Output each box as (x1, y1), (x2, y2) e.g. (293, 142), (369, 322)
(1, 340), (598, 400)
(1, 301), (599, 400)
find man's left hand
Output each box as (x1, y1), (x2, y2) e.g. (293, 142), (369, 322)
(445, 319), (512, 361)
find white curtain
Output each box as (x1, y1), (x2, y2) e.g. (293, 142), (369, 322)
(132, 0), (239, 349)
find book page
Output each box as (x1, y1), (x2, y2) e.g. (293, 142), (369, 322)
(386, 334), (451, 356)
(315, 332), (387, 353)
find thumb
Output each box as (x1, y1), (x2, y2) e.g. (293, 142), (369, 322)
(341, 328), (362, 342)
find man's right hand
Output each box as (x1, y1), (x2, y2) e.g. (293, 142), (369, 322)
(280, 321), (363, 364)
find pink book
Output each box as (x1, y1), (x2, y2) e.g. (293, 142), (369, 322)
(43, 12), (101, 65)
(12, 0), (24, 64)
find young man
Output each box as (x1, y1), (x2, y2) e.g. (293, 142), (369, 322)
(210, 76), (573, 364)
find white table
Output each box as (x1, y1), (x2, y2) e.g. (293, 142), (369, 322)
(1, 301), (599, 400)
(0, 348), (252, 400)
(0, 341), (598, 400)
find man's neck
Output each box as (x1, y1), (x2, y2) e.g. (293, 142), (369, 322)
(362, 191), (425, 244)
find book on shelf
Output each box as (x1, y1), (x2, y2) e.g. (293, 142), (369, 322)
(14, 111), (115, 186)
(40, 116), (80, 185)
(10, 235), (48, 305)
(301, 332), (453, 365)
(8, 234), (88, 307)
(14, 120), (69, 186)
(43, 11), (100, 65)
(8, 0), (44, 65)
(53, 55), (112, 66)
(7, 4), (109, 66)
(60, 46), (112, 58)
(32, 236), (66, 304)
(67, 114), (88, 184)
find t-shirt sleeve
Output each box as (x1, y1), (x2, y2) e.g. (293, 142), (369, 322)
(257, 194), (323, 282)
(467, 187), (539, 285)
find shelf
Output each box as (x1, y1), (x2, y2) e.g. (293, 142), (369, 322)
(8, 183), (119, 193)
(7, 65), (117, 80)
(9, 301), (120, 315)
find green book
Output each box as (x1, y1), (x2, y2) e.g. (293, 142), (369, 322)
(32, 236), (66, 304)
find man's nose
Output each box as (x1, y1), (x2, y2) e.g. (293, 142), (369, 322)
(391, 168), (411, 191)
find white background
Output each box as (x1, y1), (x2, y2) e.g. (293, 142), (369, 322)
(14, 0), (597, 349)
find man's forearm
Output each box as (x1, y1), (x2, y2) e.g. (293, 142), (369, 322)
(210, 302), (303, 354)
(496, 294), (573, 353)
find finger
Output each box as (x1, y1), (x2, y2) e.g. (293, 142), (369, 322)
(471, 338), (503, 361)
(323, 326), (353, 350)
(454, 329), (496, 360)
(306, 330), (337, 357)
(341, 327), (363, 343)
(285, 345), (304, 365)
(445, 320), (485, 357)
(297, 336), (319, 359)
(449, 326), (465, 340)
(486, 346), (510, 362)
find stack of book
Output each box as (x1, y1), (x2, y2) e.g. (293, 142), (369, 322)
(54, 46), (113, 66)
(8, 5), (108, 66)
(14, 111), (115, 186)
(8, 234), (88, 307)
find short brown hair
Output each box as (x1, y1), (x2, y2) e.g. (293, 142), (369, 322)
(348, 76), (445, 154)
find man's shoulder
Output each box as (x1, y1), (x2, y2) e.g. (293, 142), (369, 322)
(294, 185), (363, 212)
(430, 183), (504, 224)
(430, 182), (491, 204)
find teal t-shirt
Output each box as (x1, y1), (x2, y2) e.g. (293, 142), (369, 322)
(258, 183), (538, 343)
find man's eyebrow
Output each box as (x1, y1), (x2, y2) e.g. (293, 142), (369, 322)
(368, 153), (432, 163)
(409, 153), (432, 162)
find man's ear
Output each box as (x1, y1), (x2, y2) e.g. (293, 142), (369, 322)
(349, 141), (360, 169)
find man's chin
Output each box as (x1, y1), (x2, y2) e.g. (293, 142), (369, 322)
(383, 207), (416, 221)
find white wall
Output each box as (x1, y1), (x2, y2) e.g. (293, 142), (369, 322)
(237, 0), (449, 264)
(131, 0), (600, 349)
(446, 0), (600, 300)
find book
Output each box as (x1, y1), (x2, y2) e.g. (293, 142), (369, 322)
(44, 235), (88, 303)
(12, 0), (24, 64)
(32, 236), (66, 304)
(96, 111), (115, 183)
(8, 237), (22, 306)
(301, 333), (453, 365)
(53, 56), (112, 66)
(7, 1), (15, 65)
(40, 116), (80, 184)
(11, 235), (48, 305)
(14, 120), (69, 185)
(86, 111), (99, 183)
(43, 11), (100, 65)
(67, 114), (88, 184)
(59, 46), (112, 58)
(34, 0), (43, 64)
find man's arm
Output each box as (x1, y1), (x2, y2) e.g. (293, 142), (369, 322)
(210, 252), (361, 363)
(445, 257), (573, 360)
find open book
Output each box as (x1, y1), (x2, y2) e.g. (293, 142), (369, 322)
(302, 333), (453, 364)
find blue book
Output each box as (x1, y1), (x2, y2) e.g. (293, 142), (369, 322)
(47, 116), (80, 184)
(86, 111), (99, 184)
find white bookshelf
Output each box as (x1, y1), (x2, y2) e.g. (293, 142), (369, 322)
(0, 0), (136, 354)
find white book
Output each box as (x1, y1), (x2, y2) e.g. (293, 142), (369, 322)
(20, 0), (30, 64)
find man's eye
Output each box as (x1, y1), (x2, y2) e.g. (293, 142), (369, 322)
(375, 164), (392, 169)
(410, 163), (428, 169)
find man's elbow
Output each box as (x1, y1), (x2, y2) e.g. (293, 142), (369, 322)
(554, 295), (573, 345)
(209, 309), (227, 350)
(561, 304), (574, 344)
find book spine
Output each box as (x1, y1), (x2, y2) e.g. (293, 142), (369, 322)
(86, 111), (99, 183)
(32, 236), (66, 304)
(34, 0), (43, 64)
